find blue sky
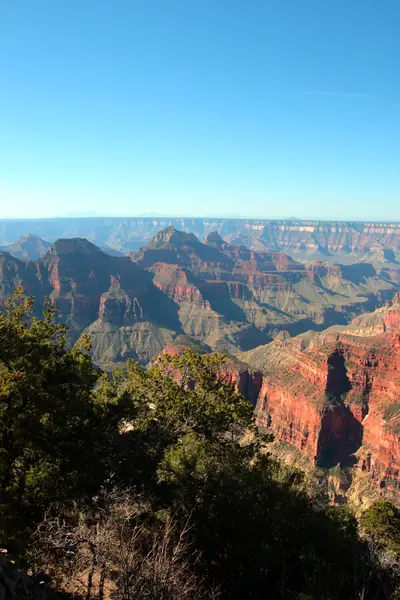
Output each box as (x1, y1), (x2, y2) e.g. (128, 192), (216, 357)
(0, 0), (399, 220)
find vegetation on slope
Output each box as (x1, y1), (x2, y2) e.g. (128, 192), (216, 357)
(0, 289), (400, 599)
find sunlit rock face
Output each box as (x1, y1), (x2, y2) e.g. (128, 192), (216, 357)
(240, 298), (400, 505)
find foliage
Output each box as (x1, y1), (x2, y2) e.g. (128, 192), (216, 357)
(0, 288), (113, 545)
(1, 290), (400, 599)
(361, 501), (400, 557)
(97, 350), (254, 439)
(92, 350), (257, 494)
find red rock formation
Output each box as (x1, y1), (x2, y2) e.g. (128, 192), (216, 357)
(220, 358), (263, 406)
(1, 229), (399, 369)
(254, 347), (362, 467)
(149, 263), (211, 307)
(384, 293), (400, 329)
(133, 228), (399, 339)
(241, 299), (400, 499)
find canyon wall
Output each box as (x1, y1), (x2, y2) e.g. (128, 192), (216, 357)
(1, 218), (400, 262)
(3, 228), (398, 368)
(241, 295), (400, 506)
(1, 227), (400, 506)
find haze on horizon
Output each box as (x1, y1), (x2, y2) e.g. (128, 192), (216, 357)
(0, 0), (399, 222)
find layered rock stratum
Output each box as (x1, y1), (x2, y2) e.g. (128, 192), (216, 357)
(1, 217), (400, 264)
(1, 226), (400, 505)
(1, 228), (399, 368)
(240, 294), (400, 507)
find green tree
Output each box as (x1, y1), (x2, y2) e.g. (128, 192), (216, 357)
(157, 429), (366, 600)
(1, 291), (397, 599)
(0, 288), (110, 546)
(93, 350), (256, 492)
(361, 501), (400, 556)
(96, 350), (373, 599)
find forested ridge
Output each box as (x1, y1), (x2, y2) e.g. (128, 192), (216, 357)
(0, 289), (399, 599)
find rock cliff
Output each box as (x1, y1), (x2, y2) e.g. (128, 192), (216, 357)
(1, 217), (400, 265)
(132, 228), (399, 344)
(240, 295), (400, 507)
(1, 229), (399, 368)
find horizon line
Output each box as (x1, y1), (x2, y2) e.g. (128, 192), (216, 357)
(1, 215), (400, 224)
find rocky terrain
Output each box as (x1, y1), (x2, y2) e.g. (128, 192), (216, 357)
(0, 233), (122, 260)
(1, 217), (400, 265)
(240, 294), (400, 508)
(0, 234), (51, 260)
(1, 227), (399, 368)
(1, 225), (400, 507)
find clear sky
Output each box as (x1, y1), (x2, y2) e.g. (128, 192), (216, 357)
(0, 0), (399, 220)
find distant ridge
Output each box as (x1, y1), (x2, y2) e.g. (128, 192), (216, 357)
(0, 218), (399, 266)
(2, 233), (50, 260)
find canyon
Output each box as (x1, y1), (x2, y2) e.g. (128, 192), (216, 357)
(1, 223), (400, 506)
(1, 217), (400, 266)
(1, 227), (399, 368)
(240, 294), (400, 508)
